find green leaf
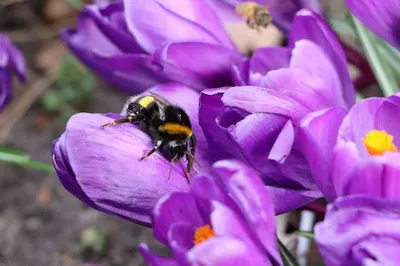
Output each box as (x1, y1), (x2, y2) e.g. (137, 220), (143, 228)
(0, 147), (55, 173)
(295, 230), (315, 241)
(42, 91), (61, 112)
(351, 16), (398, 96)
(80, 228), (108, 254)
(66, 0), (83, 9)
(278, 239), (300, 266)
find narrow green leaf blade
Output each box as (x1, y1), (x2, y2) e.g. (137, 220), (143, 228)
(295, 230), (315, 241)
(278, 239), (300, 266)
(0, 147), (55, 173)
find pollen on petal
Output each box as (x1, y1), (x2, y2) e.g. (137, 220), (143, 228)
(193, 224), (215, 246)
(362, 130), (398, 155)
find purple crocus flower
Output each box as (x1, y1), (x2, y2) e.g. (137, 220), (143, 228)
(61, 0), (242, 94)
(0, 33), (26, 111)
(299, 93), (400, 202)
(199, 10), (355, 214)
(52, 83), (210, 225)
(139, 160), (282, 266)
(204, 0), (322, 32)
(345, 0), (400, 50)
(315, 195), (400, 266)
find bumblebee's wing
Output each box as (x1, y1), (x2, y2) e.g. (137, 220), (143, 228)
(148, 92), (171, 108)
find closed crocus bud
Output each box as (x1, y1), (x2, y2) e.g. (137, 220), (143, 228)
(0, 33), (26, 111)
(139, 160), (282, 266)
(315, 195), (400, 266)
(61, 0), (242, 94)
(52, 84), (209, 225)
(300, 93), (400, 202)
(199, 10), (355, 214)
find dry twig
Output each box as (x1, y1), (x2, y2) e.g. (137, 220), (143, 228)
(0, 72), (55, 144)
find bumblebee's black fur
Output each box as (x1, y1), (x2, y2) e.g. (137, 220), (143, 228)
(102, 93), (196, 180)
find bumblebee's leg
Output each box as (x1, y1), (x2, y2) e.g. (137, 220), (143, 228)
(184, 135), (198, 179)
(101, 117), (130, 128)
(101, 114), (143, 128)
(140, 140), (163, 161)
(168, 154), (179, 180)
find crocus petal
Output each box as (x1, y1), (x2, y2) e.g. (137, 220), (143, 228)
(213, 160), (281, 264)
(352, 237), (400, 266)
(338, 97), (384, 157)
(268, 120), (295, 164)
(167, 221), (196, 250)
(222, 86), (309, 120)
(138, 244), (178, 266)
(211, 201), (262, 252)
(191, 174), (236, 224)
(188, 237), (271, 266)
(336, 150), (400, 201)
(298, 107), (347, 200)
(290, 9), (355, 109)
(1, 34), (26, 81)
(261, 68), (333, 111)
(374, 100), (400, 147)
(53, 113), (194, 225)
(267, 186), (322, 215)
(232, 59), (250, 86)
(0, 34), (26, 111)
(331, 142), (360, 198)
(152, 41), (242, 89)
(152, 193), (203, 245)
(345, 0), (400, 50)
(289, 40), (346, 108)
(223, 112), (288, 185)
(315, 195), (400, 266)
(199, 88), (246, 162)
(388, 92), (400, 106)
(61, 25), (168, 93)
(81, 3), (144, 53)
(249, 47), (291, 76)
(124, 0), (233, 54)
(0, 68), (11, 111)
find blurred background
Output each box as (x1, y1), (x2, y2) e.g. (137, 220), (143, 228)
(0, 0), (380, 265)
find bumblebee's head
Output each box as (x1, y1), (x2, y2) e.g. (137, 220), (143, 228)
(164, 106), (191, 127)
(161, 140), (187, 161)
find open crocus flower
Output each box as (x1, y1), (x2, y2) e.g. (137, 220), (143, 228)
(345, 0), (400, 50)
(139, 160), (282, 266)
(199, 10), (355, 214)
(0, 33), (26, 111)
(204, 0), (322, 33)
(315, 195), (400, 266)
(61, 0), (242, 94)
(300, 93), (400, 202)
(52, 83), (210, 225)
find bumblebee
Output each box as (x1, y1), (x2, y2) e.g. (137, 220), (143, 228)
(236, 2), (272, 32)
(101, 93), (197, 181)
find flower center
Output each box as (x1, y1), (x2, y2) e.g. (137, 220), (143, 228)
(362, 130), (398, 155)
(193, 224), (215, 246)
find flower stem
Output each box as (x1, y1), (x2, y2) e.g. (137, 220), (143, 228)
(351, 16), (398, 97)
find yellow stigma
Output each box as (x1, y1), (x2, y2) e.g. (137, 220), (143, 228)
(193, 224), (215, 246)
(362, 130), (398, 155)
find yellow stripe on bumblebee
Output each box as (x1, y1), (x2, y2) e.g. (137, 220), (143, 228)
(138, 96), (155, 108)
(159, 123), (193, 137)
